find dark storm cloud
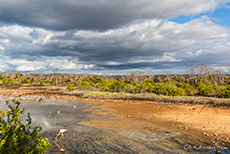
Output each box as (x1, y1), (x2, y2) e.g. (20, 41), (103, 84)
(0, 0), (227, 31)
(48, 41), (161, 63)
(96, 61), (180, 70)
(5, 22), (165, 63)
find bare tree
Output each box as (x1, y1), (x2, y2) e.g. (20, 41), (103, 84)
(130, 71), (145, 82)
(186, 64), (215, 84)
(226, 63), (230, 74)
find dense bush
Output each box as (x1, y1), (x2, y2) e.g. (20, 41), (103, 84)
(2, 78), (15, 85)
(141, 80), (156, 93)
(92, 77), (103, 84)
(217, 86), (230, 98)
(198, 85), (217, 96)
(184, 84), (196, 95)
(154, 82), (185, 96)
(124, 84), (135, 93)
(67, 83), (75, 90)
(0, 99), (52, 154)
(107, 79), (125, 92)
(81, 81), (90, 88)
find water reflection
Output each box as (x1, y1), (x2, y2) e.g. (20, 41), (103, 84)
(55, 140), (66, 152)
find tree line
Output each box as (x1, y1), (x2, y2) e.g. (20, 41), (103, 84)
(0, 64), (230, 98)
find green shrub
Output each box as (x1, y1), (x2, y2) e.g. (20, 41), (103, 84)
(107, 80), (125, 92)
(198, 85), (217, 96)
(81, 81), (90, 87)
(134, 84), (142, 93)
(0, 99), (52, 153)
(154, 82), (185, 96)
(181, 83), (197, 95)
(124, 84), (135, 93)
(92, 77), (103, 84)
(100, 85), (110, 92)
(2, 78), (15, 85)
(141, 80), (156, 93)
(217, 86), (230, 98)
(39, 80), (44, 85)
(19, 77), (30, 84)
(167, 86), (185, 96)
(67, 83), (75, 90)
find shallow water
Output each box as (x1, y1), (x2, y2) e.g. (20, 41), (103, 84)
(0, 94), (229, 154)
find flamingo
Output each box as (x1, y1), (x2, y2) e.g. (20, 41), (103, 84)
(55, 129), (67, 151)
(55, 129), (67, 140)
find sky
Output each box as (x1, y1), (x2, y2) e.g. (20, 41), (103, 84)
(0, 0), (230, 74)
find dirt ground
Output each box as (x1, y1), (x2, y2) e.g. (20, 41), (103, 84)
(79, 99), (230, 149)
(0, 87), (230, 152)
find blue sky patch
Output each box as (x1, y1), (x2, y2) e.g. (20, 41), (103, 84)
(169, 3), (230, 26)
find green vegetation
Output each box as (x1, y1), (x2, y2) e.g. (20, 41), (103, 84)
(83, 92), (122, 98)
(67, 83), (75, 90)
(0, 64), (230, 98)
(0, 99), (52, 154)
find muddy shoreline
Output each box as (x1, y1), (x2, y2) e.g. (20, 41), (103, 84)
(0, 86), (230, 153)
(1, 85), (230, 107)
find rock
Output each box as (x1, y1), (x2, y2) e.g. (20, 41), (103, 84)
(216, 150), (221, 154)
(201, 105), (207, 110)
(38, 97), (43, 102)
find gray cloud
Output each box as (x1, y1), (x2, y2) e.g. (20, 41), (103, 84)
(0, 17), (230, 73)
(0, 0), (228, 31)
